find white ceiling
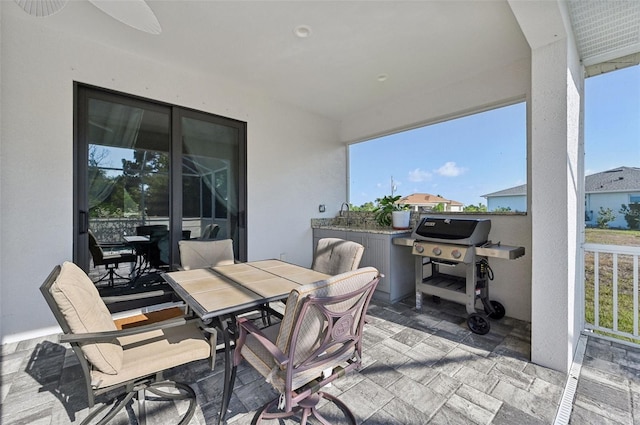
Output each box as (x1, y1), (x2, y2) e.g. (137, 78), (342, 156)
(7, 0), (531, 121)
(7, 1), (639, 121)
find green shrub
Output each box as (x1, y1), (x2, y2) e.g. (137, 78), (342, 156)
(619, 203), (640, 229)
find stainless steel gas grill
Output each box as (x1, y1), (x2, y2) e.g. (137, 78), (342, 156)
(408, 216), (524, 335)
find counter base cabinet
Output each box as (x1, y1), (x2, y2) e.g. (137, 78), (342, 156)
(312, 229), (414, 303)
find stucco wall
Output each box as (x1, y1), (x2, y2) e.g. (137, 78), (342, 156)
(0, 10), (341, 341)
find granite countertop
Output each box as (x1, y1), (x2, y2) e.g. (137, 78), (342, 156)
(312, 224), (413, 235)
(311, 216), (414, 235)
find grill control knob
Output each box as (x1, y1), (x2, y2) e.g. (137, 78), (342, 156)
(451, 249), (461, 259)
(432, 247), (442, 256)
(414, 244), (424, 254)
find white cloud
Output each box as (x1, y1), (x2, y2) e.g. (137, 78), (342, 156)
(408, 168), (432, 182)
(435, 161), (466, 177)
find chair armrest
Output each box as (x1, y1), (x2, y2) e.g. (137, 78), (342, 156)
(237, 317), (289, 366)
(59, 316), (194, 344)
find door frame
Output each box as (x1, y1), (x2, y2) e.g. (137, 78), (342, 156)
(73, 83), (247, 270)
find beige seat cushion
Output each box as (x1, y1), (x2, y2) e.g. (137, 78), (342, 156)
(50, 261), (123, 375)
(178, 239), (235, 270)
(238, 267), (378, 391)
(91, 323), (211, 389)
(311, 238), (365, 275)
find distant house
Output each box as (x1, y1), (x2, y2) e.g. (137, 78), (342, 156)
(482, 184), (527, 213)
(398, 193), (464, 212)
(483, 167), (640, 228)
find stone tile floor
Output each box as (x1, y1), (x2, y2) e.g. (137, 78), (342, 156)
(1, 296), (638, 424)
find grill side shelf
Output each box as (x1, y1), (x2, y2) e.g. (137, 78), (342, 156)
(476, 244), (525, 260)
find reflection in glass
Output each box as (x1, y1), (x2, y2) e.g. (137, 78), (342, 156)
(182, 117), (240, 255)
(87, 98), (170, 276)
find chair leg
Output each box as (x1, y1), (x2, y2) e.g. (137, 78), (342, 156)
(137, 386), (147, 425)
(82, 381), (197, 425)
(251, 391), (357, 425)
(146, 381), (198, 425)
(81, 391), (136, 425)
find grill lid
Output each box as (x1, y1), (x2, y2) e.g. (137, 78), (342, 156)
(411, 217), (491, 246)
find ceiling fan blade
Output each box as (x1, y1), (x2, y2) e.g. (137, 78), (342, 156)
(88, 0), (161, 35)
(14, 0), (68, 17)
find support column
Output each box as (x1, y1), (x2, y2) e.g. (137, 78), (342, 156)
(510, 0), (585, 372)
(530, 37), (583, 372)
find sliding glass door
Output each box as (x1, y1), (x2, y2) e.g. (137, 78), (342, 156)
(75, 85), (246, 276)
(178, 110), (244, 245)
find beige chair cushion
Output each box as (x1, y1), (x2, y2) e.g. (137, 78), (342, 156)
(311, 238), (365, 275)
(178, 239), (235, 270)
(50, 261), (123, 375)
(91, 322), (211, 389)
(239, 267), (378, 392)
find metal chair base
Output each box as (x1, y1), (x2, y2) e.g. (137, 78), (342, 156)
(251, 391), (357, 425)
(82, 381), (196, 425)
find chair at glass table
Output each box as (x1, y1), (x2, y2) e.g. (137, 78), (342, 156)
(88, 229), (136, 287)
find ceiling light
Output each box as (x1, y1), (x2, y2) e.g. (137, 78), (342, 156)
(294, 25), (312, 38)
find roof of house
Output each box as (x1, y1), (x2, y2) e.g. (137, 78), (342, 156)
(482, 184), (527, 198)
(398, 193), (463, 206)
(483, 167), (640, 198)
(585, 167), (640, 192)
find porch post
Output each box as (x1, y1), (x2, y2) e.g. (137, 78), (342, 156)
(510, 0), (585, 372)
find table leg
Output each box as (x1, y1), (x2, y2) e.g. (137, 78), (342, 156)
(218, 316), (235, 424)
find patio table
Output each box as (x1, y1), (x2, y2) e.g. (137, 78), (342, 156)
(161, 260), (330, 423)
(123, 235), (159, 283)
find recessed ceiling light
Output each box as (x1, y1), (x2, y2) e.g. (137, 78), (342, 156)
(294, 25), (312, 38)
(377, 74), (389, 82)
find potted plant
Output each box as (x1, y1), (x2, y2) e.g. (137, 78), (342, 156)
(374, 195), (411, 228)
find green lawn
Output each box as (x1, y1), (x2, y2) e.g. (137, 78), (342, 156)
(584, 228), (640, 342)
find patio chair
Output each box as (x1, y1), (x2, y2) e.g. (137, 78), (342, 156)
(312, 238), (365, 275)
(136, 225), (170, 270)
(178, 238), (235, 270)
(228, 267), (380, 424)
(200, 223), (220, 240)
(88, 229), (137, 286)
(40, 261), (212, 425)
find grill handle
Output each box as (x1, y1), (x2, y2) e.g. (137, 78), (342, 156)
(431, 260), (458, 267)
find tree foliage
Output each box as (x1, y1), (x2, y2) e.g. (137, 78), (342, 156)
(597, 207), (616, 229)
(350, 202), (376, 212)
(463, 203), (487, 212)
(619, 203), (640, 230)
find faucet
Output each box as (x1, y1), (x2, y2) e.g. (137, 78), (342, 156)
(339, 202), (351, 226)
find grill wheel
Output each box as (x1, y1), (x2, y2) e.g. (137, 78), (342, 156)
(467, 313), (490, 335)
(484, 300), (506, 320)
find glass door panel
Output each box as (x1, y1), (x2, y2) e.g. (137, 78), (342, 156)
(80, 94), (170, 281)
(181, 115), (241, 259)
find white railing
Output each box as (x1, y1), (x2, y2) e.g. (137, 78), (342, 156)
(584, 243), (640, 342)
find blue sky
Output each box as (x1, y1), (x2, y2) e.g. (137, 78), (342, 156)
(349, 65), (639, 208)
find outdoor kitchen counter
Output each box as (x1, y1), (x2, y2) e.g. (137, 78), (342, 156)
(312, 224), (414, 303)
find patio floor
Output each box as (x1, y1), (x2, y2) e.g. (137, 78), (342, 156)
(2, 296), (639, 424)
